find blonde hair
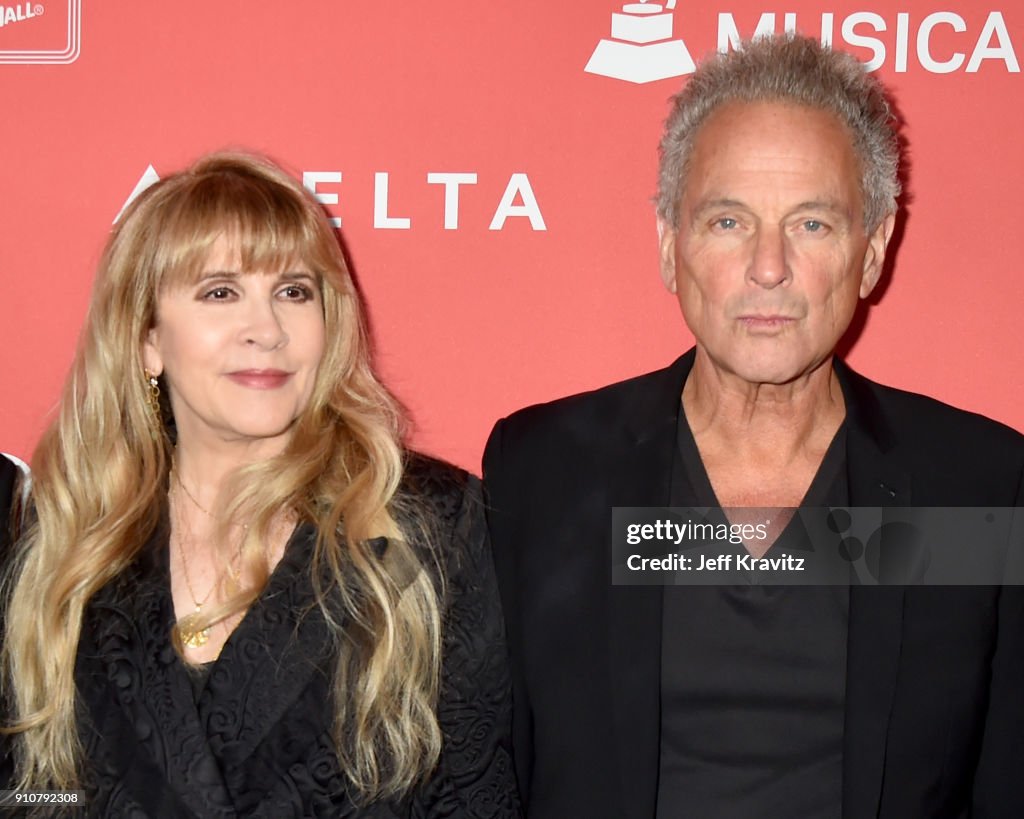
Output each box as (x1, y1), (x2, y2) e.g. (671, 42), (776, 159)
(1, 152), (443, 800)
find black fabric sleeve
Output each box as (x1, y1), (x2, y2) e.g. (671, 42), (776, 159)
(0, 454), (23, 786)
(0, 454), (21, 556)
(971, 467), (1024, 818)
(417, 472), (521, 818)
(480, 420), (535, 809)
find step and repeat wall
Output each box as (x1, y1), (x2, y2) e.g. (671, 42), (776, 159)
(2, 1), (1021, 471)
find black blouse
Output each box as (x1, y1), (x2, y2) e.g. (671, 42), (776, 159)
(7, 456), (520, 818)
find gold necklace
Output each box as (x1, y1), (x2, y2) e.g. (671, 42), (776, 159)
(174, 469), (213, 518)
(173, 465), (248, 547)
(172, 488), (216, 648)
(170, 466), (258, 648)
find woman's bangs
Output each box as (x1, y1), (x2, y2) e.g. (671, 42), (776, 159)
(151, 172), (323, 290)
(233, 186), (318, 277)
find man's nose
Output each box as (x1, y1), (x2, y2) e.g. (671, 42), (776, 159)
(747, 227), (791, 289)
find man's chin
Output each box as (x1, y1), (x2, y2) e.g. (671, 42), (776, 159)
(704, 350), (831, 388)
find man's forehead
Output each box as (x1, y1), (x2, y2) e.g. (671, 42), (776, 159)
(678, 101), (862, 207)
(690, 100), (855, 155)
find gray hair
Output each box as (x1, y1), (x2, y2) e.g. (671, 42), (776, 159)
(657, 35), (901, 231)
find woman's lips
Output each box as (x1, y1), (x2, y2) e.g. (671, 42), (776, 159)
(226, 369), (292, 389)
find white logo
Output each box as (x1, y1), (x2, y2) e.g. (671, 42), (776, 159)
(584, 6), (1019, 79)
(718, 11), (1018, 74)
(113, 165), (161, 224)
(116, 166), (547, 233)
(0, 0), (78, 64)
(0, 3), (42, 27)
(585, 1), (696, 84)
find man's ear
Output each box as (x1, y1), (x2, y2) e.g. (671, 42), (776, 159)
(860, 212), (896, 299)
(658, 218), (678, 294)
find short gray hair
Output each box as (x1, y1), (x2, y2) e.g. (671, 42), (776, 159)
(657, 35), (901, 231)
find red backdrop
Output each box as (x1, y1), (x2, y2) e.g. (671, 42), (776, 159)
(2, 1), (1022, 472)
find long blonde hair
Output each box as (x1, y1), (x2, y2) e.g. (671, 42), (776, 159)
(1, 153), (443, 800)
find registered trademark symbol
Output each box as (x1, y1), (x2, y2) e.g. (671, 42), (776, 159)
(33, 4), (43, 14)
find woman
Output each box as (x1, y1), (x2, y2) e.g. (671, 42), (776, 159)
(0, 153), (519, 817)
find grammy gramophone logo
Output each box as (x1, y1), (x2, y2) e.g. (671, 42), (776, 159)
(585, 0), (695, 84)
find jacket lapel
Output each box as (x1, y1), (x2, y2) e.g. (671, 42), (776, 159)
(606, 352), (693, 817)
(82, 521), (350, 814)
(199, 523), (334, 772)
(835, 360), (909, 819)
(604, 354), (912, 816)
(84, 527), (236, 818)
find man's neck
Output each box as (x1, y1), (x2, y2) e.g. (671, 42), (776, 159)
(682, 349), (846, 467)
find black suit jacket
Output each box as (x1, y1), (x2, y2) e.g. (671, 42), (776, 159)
(0, 455), (21, 554)
(2, 458), (520, 818)
(483, 351), (1024, 819)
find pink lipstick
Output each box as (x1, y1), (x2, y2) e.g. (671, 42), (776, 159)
(226, 369), (292, 389)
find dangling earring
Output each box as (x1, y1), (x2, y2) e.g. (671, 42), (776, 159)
(144, 369), (162, 434)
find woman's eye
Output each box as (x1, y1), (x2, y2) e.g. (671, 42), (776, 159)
(279, 284), (314, 301)
(201, 287), (235, 301)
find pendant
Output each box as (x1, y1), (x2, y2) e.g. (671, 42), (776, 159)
(181, 624), (210, 649)
(180, 609), (210, 648)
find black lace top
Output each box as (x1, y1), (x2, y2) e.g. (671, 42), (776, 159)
(47, 456), (521, 818)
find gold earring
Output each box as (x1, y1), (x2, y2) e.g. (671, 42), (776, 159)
(144, 369), (162, 431)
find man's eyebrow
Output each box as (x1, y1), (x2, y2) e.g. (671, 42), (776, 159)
(790, 199), (853, 217)
(688, 198), (855, 222)
(691, 198), (747, 216)
(687, 198), (749, 225)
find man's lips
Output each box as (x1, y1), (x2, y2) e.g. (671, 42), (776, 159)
(225, 369), (293, 389)
(737, 315), (798, 329)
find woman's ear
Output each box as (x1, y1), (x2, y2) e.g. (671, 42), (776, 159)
(143, 326), (163, 377)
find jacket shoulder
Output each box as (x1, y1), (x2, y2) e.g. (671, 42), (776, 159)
(858, 374), (1023, 454)
(0, 455), (26, 556)
(402, 450), (472, 500)
(846, 370), (1024, 502)
(399, 451), (486, 569)
(492, 363), (677, 445)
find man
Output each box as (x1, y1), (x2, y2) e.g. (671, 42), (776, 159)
(484, 36), (1024, 818)
(0, 454), (23, 554)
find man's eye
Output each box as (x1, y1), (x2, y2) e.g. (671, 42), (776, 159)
(803, 220), (825, 232)
(714, 217), (739, 230)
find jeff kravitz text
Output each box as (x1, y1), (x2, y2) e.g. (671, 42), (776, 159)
(626, 552), (806, 572)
